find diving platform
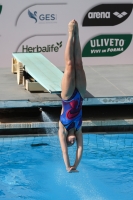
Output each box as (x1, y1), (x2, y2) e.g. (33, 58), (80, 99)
(0, 61), (133, 108)
(12, 53), (63, 93)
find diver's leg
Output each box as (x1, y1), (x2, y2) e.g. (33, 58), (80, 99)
(74, 21), (86, 98)
(61, 20), (76, 100)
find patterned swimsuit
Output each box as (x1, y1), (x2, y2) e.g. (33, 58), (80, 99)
(60, 88), (83, 131)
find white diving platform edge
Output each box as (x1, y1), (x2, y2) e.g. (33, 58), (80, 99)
(12, 53), (63, 94)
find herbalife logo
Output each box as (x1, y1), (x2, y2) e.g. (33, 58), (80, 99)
(82, 34), (132, 57)
(22, 42), (62, 53)
(28, 10), (57, 23)
(82, 4), (132, 26)
(0, 5), (2, 15)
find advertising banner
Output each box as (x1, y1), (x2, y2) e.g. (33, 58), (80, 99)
(82, 34), (132, 57)
(0, 0), (133, 69)
(82, 4), (133, 26)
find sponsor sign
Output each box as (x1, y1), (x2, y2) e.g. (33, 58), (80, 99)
(22, 41), (62, 53)
(28, 10), (57, 24)
(15, 3), (67, 26)
(82, 4), (132, 26)
(0, 5), (2, 14)
(16, 35), (65, 66)
(82, 34), (132, 57)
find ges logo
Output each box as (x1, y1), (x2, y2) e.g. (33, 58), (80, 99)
(28, 10), (57, 23)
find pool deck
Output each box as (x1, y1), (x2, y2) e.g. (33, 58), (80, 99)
(0, 65), (133, 132)
(0, 64), (133, 108)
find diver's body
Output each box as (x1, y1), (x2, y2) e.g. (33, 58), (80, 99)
(58, 20), (86, 172)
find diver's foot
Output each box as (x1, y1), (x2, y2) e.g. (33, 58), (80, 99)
(68, 20), (76, 36)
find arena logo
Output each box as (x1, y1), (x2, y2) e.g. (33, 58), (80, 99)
(113, 11), (127, 18)
(82, 34), (132, 57)
(82, 4), (132, 26)
(28, 10), (57, 23)
(22, 41), (62, 53)
(0, 5), (2, 15)
(88, 12), (110, 19)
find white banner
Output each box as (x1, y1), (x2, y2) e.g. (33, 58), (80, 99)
(0, 0), (133, 69)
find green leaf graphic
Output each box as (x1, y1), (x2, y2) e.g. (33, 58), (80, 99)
(56, 42), (59, 46)
(82, 34), (132, 57)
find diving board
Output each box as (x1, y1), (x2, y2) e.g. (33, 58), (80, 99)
(12, 53), (63, 93)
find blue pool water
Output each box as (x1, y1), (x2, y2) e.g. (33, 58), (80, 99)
(0, 133), (133, 200)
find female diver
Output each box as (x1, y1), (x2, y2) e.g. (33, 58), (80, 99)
(58, 20), (86, 172)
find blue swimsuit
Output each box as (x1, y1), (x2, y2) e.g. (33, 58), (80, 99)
(60, 88), (83, 131)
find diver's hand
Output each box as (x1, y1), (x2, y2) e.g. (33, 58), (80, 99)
(67, 166), (79, 173)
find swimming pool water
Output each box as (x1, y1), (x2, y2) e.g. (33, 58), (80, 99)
(0, 133), (133, 200)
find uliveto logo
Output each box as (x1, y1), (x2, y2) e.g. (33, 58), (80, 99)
(82, 4), (132, 26)
(28, 10), (57, 23)
(22, 41), (62, 53)
(82, 34), (132, 57)
(0, 5), (2, 15)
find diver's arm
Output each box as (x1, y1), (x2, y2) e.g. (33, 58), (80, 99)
(58, 124), (71, 171)
(73, 130), (83, 169)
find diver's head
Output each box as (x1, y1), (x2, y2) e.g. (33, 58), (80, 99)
(66, 131), (76, 147)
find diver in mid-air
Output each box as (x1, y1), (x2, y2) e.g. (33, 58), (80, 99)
(58, 20), (86, 172)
